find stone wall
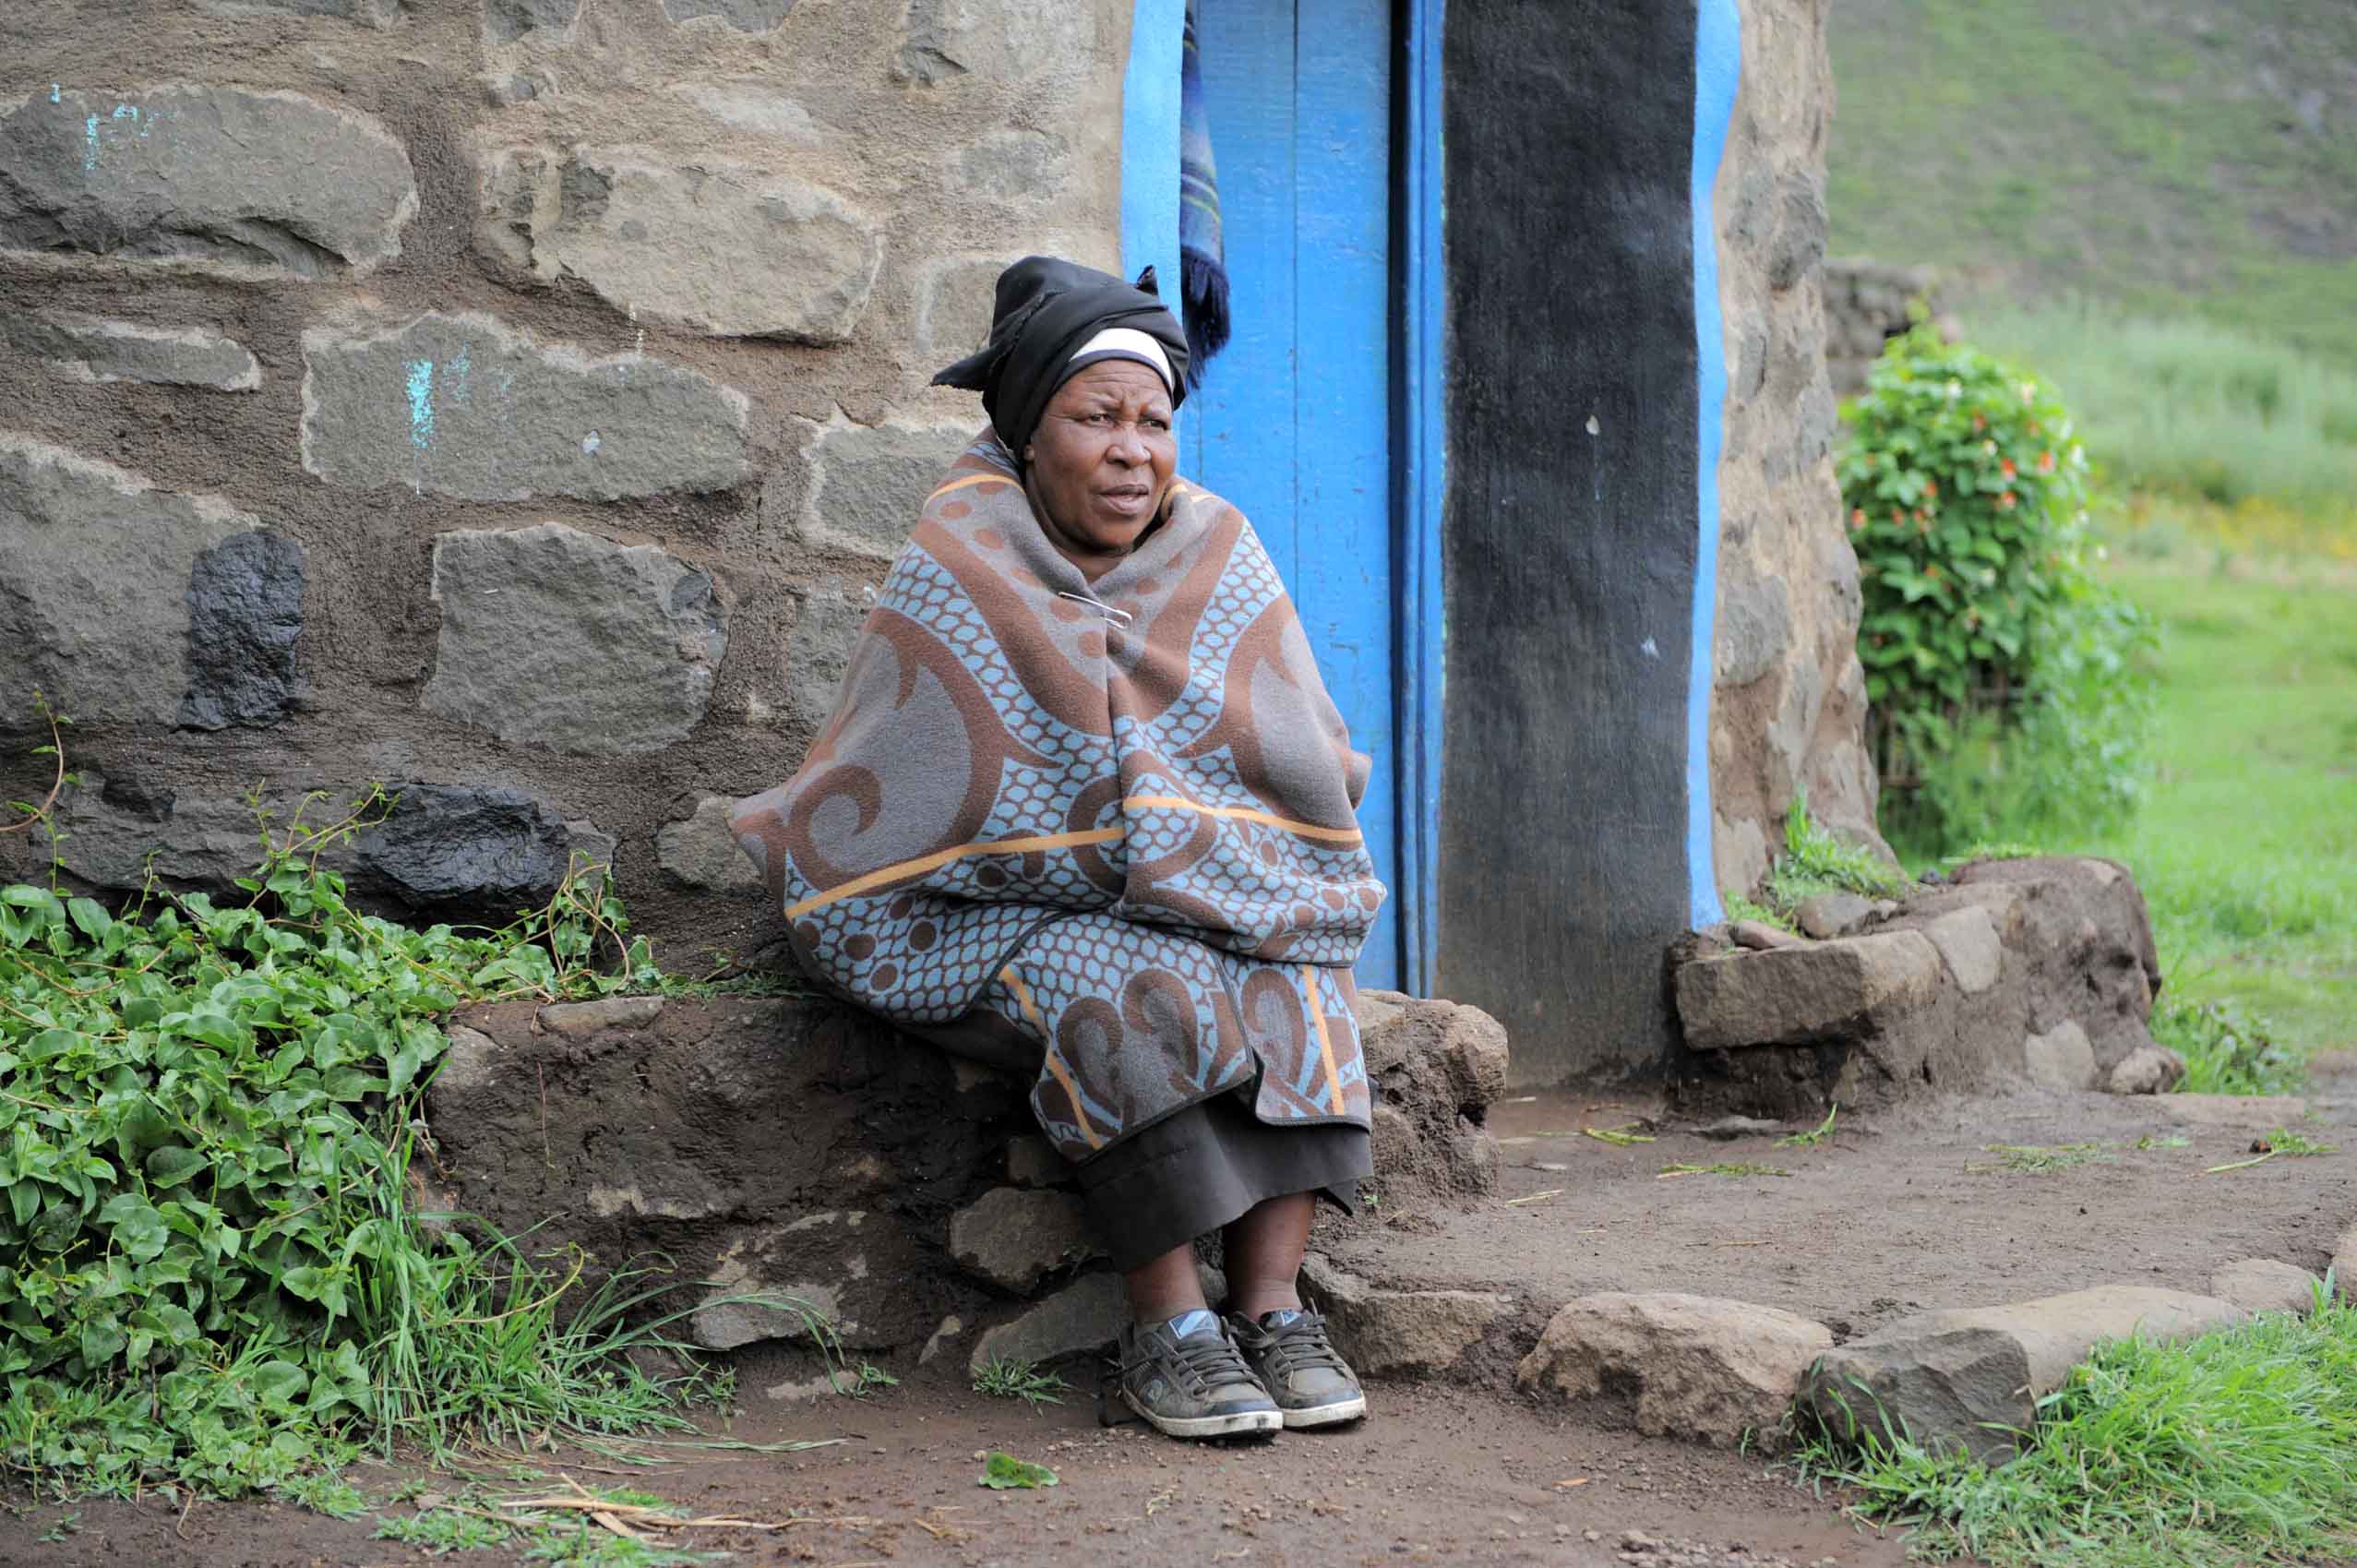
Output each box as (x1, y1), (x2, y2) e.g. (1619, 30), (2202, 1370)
(0, 0), (1130, 963)
(1822, 258), (1939, 396)
(1708, 0), (1890, 900)
(422, 989), (1509, 1373)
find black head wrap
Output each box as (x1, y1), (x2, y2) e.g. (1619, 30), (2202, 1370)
(930, 256), (1191, 467)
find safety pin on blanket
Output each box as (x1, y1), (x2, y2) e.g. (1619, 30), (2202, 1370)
(1057, 591), (1133, 626)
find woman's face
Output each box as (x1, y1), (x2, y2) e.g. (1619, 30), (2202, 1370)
(1023, 359), (1178, 578)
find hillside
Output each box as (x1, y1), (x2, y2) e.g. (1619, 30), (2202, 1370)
(1827, 0), (2357, 361)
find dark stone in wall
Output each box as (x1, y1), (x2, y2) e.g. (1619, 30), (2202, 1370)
(353, 784), (617, 919)
(181, 531), (305, 731)
(1439, 0), (1701, 1083)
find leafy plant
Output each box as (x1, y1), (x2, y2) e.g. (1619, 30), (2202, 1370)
(1841, 323), (2155, 851)
(0, 780), (736, 1498)
(1721, 891), (1797, 934)
(1777, 1106), (1840, 1149)
(971, 1357), (1068, 1409)
(978, 1451), (1059, 1490)
(839, 1361), (898, 1399)
(2153, 996), (2306, 1097)
(1762, 792), (1908, 909)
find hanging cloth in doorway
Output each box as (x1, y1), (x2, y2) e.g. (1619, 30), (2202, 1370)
(1179, 0), (1230, 383)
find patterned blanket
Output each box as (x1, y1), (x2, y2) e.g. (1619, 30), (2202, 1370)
(730, 436), (1381, 1162)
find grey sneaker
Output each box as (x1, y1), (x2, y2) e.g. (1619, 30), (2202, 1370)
(1116, 1310), (1283, 1440)
(1225, 1309), (1367, 1429)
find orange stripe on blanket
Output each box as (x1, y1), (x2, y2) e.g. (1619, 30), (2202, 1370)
(782, 826), (1123, 918)
(1004, 965), (1103, 1150)
(1298, 966), (1346, 1115)
(1124, 796), (1363, 844)
(927, 471), (1011, 502)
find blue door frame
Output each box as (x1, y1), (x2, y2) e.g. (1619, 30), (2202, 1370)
(1121, 0), (1448, 997)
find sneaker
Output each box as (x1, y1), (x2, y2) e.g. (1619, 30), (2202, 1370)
(1225, 1309), (1367, 1429)
(1116, 1310), (1284, 1440)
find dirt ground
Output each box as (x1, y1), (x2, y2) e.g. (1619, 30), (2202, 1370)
(1334, 1071), (2357, 1347)
(3, 1383), (1918, 1568)
(8, 1066), (2353, 1568)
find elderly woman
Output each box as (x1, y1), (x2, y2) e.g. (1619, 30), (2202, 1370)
(731, 257), (1380, 1442)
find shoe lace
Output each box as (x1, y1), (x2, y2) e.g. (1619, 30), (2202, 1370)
(1266, 1311), (1349, 1376)
(1165, 1331), (1256, 1395)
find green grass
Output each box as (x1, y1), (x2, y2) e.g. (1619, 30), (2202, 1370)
(1829, 0), (2357, 365)
(1798, 1288), (2357, 1567)
(2057, 558), (2357, 1059)
(1968, 306), (2357, 537)
(970, 1356), (1068, 1409)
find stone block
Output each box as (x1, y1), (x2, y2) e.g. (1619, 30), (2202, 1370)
(897, 0), (1100, 84)
(804, 423), (977, 557)
(2337, 1228), (2357, 1304)
(664, 0), (795, 29)
(486, 0), (577, 42)
(301, 312), (748, 501)
(1800, 1287), (2245, 1463)
(658, 796), (763, 892)
(1713, 569), (1791, 688)
(951, 131), (1071, 204)
(0, 87), (415, 278)
(0, 435), (257, 730)
(2023, 1021), (2098, 1092)
(1795, 891), (1872, 940)
(785, 577), (873, 724)
(425, 523), (726, 755)
(542, 996), (665, 1035)
(243, 0), (402, 21)
(968, 1273), (1125, 1374)
(1005, 1135), (1068, 1189)
(1919, 905), (2001, 995)
(2208, 1259), (2323, 1318)
(1674, 930), (1942, 1051)
(476, 144), (881, 342)
(1300, 1255), (1508, 1375)
(1729, 920), (1805, 952)
(2107, 1045), (2186, 1095)
(949, 1187), (1097, 1295)
(917, 256), (1011, 362)
(1957, 857), (2162, 1070)
(181, 531), (305, 730)
(4, 311), (259, 390)
(687, 1209), (926, 1351)
(672, 85), (824, 145)
(1516, 1292), (1833, 1450)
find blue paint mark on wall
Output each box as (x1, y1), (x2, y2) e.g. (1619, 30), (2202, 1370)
(50, 84), (60, 104)
(83, 114), (100, 171)
(1687, 0), (1741, 930)
(1119, 0), (1184, 316)
(405, 359), (436, 451)
(449, 343), (473, 407)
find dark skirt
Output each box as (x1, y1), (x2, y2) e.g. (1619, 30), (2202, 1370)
(1074, 1087), (1374, 1272)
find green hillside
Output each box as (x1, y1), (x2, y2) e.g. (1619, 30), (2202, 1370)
(1827, 0), (2357, 362)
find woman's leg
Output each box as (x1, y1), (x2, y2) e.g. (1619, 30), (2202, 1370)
(1123, 1242), (1210, 1325)
(1220, 1191), (1315, 1318)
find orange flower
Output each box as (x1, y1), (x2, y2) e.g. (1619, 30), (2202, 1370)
(2039, 450), (2057, 473)
(2001, 458), (2017, 479)
(1998, 490), (2018, 511)
(1972, 413), (1987, 432)
(1923, 479), (1939, 499)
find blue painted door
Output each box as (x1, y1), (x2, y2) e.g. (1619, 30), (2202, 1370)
(1182, 0), (1400, 989)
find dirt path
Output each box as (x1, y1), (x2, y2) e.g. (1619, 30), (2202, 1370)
(4, 1382), (1920, 1568)
(1332, 1075), (2357, 1347)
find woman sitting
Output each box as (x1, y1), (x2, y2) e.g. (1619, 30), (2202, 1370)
(732, 256), (1382, 1442)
